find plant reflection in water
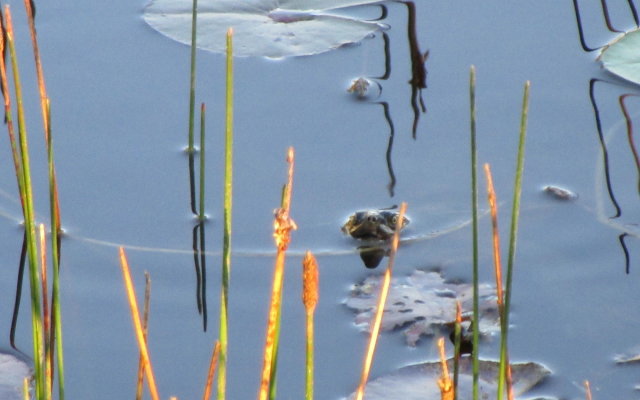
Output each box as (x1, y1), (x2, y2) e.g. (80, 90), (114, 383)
(574, 0), (640, 274)
(349, 1), (428, 198)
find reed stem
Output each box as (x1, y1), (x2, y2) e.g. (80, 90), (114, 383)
(302, 251), (319, 400)
(5, 7), (45, 397)
(355, 202), (407, 400)
(259, 148), (296, 400)
(199, 102), (206, 220)
(218, 28), (233, 400)
(498, 81), (530, 400)
(187, 0), (198, 152)
(468, 65), (480, 400)
(119, 248), (160, 400)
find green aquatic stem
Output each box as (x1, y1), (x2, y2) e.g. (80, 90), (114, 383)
(5, 6), (45, 399)
(199, 102), (206, 220)
(187, 0), (198, 152)
(218, 28), (233, 400)
(468, 65), (480, 400)
(46, 100), (65, 400)
(497, 81), (530, 400)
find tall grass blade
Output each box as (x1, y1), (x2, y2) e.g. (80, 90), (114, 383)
(135, 272), (151, 400)
(119, 248), (160, 400)
(5, 6), (45, 397)
(218, 27), (233, 400)
(497, 81), (530, 400)
(259, 147), (297, 400)
(468, 65), (480, 400)
(355, 202), (407, 400)
(302, 251), (319, 400)
(203, 341), (221, 400)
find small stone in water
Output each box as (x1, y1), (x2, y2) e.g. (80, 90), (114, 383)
(543, 185), (577, 200)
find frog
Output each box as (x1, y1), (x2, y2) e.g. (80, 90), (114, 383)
(341, 208), (410, 241)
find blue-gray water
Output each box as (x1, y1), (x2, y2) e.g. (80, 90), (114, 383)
(1, 0), (640, 398)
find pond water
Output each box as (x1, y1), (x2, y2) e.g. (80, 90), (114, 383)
(1, 0), (640, 399)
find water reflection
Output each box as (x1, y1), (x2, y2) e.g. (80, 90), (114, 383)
(574, 0), (640, 273)
(351, 1), (428, 198)
(188, 138), (208, 330)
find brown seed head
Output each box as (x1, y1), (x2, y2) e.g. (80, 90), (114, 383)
(302, 251), (319, 311)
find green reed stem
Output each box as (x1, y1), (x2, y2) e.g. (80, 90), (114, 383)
(187, 0), (198, 152)
(46, 100), (65, 400)
(469, 65), (480, 400)
(5, 6), (44, 398)
(199, 102), (206, 220)
(217, 28), (233, 400)
(497, 81), (530, 400)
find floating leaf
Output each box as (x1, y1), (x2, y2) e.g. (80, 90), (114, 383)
(344, 269), (499, 346)
(143, 0), (386, 58)
(599, 28), (640, 85)
(0, 352), (31, 400)
(345, 357), (552, 400)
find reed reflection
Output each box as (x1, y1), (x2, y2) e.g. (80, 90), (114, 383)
(574, 1), (640, 273)
(192, 221), (208, 331)
(350, 1), (428, 198)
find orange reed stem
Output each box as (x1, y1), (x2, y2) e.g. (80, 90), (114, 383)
(119, 248), (160, 400)
(355, 202), (407, 400)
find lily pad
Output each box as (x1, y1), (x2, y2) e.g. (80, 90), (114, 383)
(346, 357), (552, 400)
(143, 0), (386, 58)
(0, 352), (31, 400)
(344, 269), (499, 346)
(599, 28), (640, 85)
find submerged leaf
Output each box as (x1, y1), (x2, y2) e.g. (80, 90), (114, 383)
(599, 28), (640, 85)
(0, 352), (30, 400)
(346, 357), (552, 400)
(143, 0), (385, 58)
(344, 269), (499, 345)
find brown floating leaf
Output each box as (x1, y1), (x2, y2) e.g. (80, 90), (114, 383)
(344, 269), (499, 346)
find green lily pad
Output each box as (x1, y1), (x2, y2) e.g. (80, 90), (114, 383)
(143, 0), (386, 58)
(346, 357), (553, 400)
(0, 352), (31, 400)
(599, 28), (640, 85)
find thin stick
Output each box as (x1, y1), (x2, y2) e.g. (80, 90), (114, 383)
(354, 202), (407, 400)
(484, 164), (514, 400)
(302, 251), (319, 400)
(119, 248), (160, 400)
(469, 65), (480, 400)
(203, 341), (221, 400)
(218, 27), (233, 400)
(498, 81), (530, 400)
(135, 272), (152, 400)
(437, 338), (454, 400)
(258, 148), (296, 400)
